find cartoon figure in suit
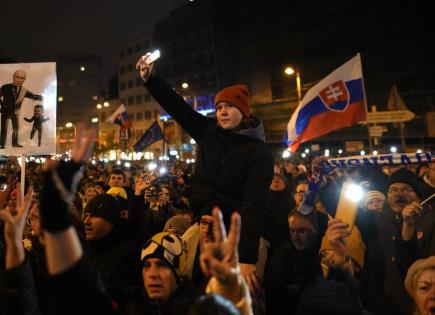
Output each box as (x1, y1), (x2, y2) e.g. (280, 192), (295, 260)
(24, 104), (49, 147)
(0, 69), (43, 148)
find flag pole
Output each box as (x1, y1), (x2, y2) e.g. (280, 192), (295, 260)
(161, 120), (166, 169)
(358, 53), (373, 153)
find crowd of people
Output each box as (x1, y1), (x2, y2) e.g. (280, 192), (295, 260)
(0, 55), (433, 315)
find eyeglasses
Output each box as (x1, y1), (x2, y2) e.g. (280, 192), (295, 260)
(388, 187), (414, 194)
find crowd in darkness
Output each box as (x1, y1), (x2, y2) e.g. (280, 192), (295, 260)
(0, 55), (433, 315)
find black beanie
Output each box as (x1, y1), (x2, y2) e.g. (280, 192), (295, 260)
(386, 168), (420, 196)
(296, 270), (364, 315)
(85, 194), (121, 224)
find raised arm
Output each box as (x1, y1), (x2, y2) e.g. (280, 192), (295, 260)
(136, 56), (212, 142)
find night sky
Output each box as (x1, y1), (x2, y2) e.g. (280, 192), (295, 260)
(0, 0), (182, 82)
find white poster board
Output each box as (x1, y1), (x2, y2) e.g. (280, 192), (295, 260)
(0, 63), (56, 155)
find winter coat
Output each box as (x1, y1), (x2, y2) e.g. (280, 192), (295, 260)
(85, 223), (141, 308)
(145, 75), (274, 263)
(124, 278), (197, 315)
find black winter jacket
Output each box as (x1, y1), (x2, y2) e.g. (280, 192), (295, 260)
(145, 75), (274, 263)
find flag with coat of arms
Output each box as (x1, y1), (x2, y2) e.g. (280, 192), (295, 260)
(106, 104), (131, 130)
(285, 53), (367, 152)
(133, 121), (164, 152)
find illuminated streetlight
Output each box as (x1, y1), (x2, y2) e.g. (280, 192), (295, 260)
(373, 150), (378, 155)
(96, 104), (102, 109)
(92, 117), (99, 123)
(103, 101), (109, 107)
(284, 66), (302, 103)
(65, 122), (73, 128)
(58, 96), (64, 102)
(416, 149), (422, 154)
(80, 66), (85, 72)
(190, 138), (196, 144)
(360, 150), (366, 155)
(390, 146), (397, 153)
(304, 148), (310, 154)
(324, 149), (330, 157)
(181, 82), (189, 89)
(284, 67), (295, 75)
(282, 149), (291, 159)
(338, 149), (343, 154)
(301, 153), (307, 158)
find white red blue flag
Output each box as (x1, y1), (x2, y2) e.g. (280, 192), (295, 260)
(106, 104), (131, 130)
(286, 54), (367, 152)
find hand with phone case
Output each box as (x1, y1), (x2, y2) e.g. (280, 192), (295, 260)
(136, 50), (160, 83)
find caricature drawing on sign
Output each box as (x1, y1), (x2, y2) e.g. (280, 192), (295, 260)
(0, 69), (43, 149)
(24, 104), (49, 147)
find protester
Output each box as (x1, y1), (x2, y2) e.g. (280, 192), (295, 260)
(405, 256), (435, 315)
(136, 55), (274, 288)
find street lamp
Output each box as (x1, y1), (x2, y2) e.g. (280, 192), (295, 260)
(96, 104), (102, 109)
(103, 101), (109, 107)
(65, 122), (73, 128)
(284, 66), (302, 104)
(181, 82), (198, 111)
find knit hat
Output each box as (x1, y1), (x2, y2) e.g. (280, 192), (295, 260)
(363, 190), (386, 208)
(106, 187), (127, 200)
(141, 232), (187, 279)
(214, 84), (251, 117)
(296, 267), (365, 315)
(84, 194), (121, 224)
(386, 168), (419, 196)
(405, 256), (435, 298)
(164, 215), (191, 236)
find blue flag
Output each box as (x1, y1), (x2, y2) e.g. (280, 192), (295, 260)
(133, 121), (164, 152)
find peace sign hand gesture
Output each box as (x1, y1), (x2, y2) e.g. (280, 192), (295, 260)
(0, 184), (33, 269)
(200, 207), (241, 286)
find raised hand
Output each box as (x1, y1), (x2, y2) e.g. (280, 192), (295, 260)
(0, 184), (33, 268)
(325, 215), (351, 257)
(200, 207), (241, 286)
(136, 54), (155, 83)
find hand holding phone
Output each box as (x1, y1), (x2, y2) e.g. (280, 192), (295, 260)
(334, 182), (363, 231)
(136, 50), (160, 82)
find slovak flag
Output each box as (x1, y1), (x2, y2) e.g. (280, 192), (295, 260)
(286, 54), (367, 152)
(106, 104), (131, 130)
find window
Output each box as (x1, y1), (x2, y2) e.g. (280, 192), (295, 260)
(145, 111), (151, 120)
(153, 110), (159, 118)
(119, 65), (125, 75)
(127, 63), (133, 72)
(128, 80), (134, 89)
(127, 47), (133, 56)
(128, 114), (134, 121)
(136, 94), (142, 104)
(120, 98), (126, 105)
(120, 82), (126, 91)
(136, 112), (143, 120)
(144, 93), (151, 102)
(128, 96), (134, 105)
(120, 49), (125, 58)
(135, 43), (141, 52)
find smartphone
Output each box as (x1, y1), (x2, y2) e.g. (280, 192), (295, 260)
(335, 182), (362, 230)
(142, 50), (161, 65)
